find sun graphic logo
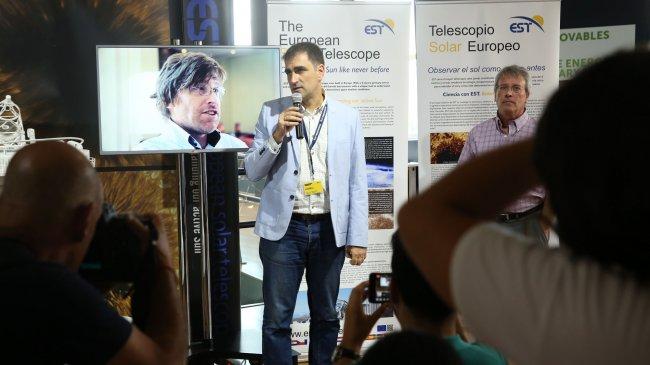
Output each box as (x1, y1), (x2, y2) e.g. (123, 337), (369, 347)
(509, 15), (545, 33)
(364, 18), (396, 35)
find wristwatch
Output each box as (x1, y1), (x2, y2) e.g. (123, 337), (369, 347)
(331, 345), (360, 362)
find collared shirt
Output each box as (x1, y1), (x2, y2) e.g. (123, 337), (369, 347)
(135, 119), (247, 151)
(267, 97), (329, 214)
(458, 110), (544, 213)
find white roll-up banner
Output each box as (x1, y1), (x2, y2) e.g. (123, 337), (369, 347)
(268, 0), (410, 358)
(416, 0), (560, 188)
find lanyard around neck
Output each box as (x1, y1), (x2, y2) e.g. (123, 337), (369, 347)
(302, 103), (328, 179)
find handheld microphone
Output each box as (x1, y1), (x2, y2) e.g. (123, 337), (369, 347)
(291, 92), (304, 139)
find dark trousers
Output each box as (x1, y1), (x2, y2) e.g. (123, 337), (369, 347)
(499, 209), (548, 247)
(259, 218), (345, 365)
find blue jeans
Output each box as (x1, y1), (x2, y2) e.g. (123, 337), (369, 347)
(259, 217), (345, 365)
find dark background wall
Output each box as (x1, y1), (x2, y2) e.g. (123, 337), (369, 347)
(0, 1), (170, 157)
(560, 0), (649, 44)
(0, 2), (180, 289)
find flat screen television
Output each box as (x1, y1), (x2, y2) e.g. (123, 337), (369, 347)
(96, 45), (281, 154)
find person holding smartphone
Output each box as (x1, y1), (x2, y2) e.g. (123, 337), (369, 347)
(335, 232), (507, 364)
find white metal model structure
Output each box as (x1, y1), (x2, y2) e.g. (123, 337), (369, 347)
(0, 95), (94, 176)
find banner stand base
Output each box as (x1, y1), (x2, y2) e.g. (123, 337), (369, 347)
(187, 328), (299, 364)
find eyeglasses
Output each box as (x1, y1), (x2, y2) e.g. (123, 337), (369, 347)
(497, 85), (525, 94)
(189, 84), (226, 97)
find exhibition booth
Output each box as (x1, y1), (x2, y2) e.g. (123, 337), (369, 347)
(0, 0), (643, 363)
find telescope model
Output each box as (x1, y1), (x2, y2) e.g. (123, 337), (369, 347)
(0, 95), (94, 176)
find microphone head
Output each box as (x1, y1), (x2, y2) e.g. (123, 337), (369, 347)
(291, 92), (302, 105)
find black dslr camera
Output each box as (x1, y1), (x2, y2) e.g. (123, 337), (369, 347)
(80, 204), (159, 327)
(80, 203), (158, 286)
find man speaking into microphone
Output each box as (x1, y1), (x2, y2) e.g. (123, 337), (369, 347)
(245, 42), (368, 365)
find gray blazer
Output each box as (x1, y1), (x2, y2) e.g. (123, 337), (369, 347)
(244, 96), (368, 247)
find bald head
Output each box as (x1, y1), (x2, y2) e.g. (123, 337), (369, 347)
(0, 142), (102, 229)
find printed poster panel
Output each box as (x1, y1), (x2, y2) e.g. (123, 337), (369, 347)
(268, 0), (410, 358)
(560, 24), (635, 81)
(415, 0), (560, 188)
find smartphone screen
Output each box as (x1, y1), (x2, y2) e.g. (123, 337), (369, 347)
(368, 272), (392, 303)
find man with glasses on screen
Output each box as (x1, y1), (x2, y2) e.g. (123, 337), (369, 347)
(244, 42), (368, 365)
(136, 51), (246, 151)
(457, 65), (547, 245)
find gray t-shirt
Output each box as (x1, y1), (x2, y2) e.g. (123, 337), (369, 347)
(451, 222), (650, 365)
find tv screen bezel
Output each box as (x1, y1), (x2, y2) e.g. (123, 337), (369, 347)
(96, 45), (281, 155)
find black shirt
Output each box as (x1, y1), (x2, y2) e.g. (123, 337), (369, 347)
(0, 238), (132, 364)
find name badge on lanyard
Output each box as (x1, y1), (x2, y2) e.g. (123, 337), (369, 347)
(303, 180), (324, 195)
(302, 104), (328, 196)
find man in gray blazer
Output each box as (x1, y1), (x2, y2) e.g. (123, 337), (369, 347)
(244, 42), (368, 365)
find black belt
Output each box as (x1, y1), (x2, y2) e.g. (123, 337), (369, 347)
(497, 204), (543, 222)
(291, 212), (331, 222)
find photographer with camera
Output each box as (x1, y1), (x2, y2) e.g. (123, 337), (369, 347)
(0, 141), (186, 364)
(334, 232), (507, 365)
